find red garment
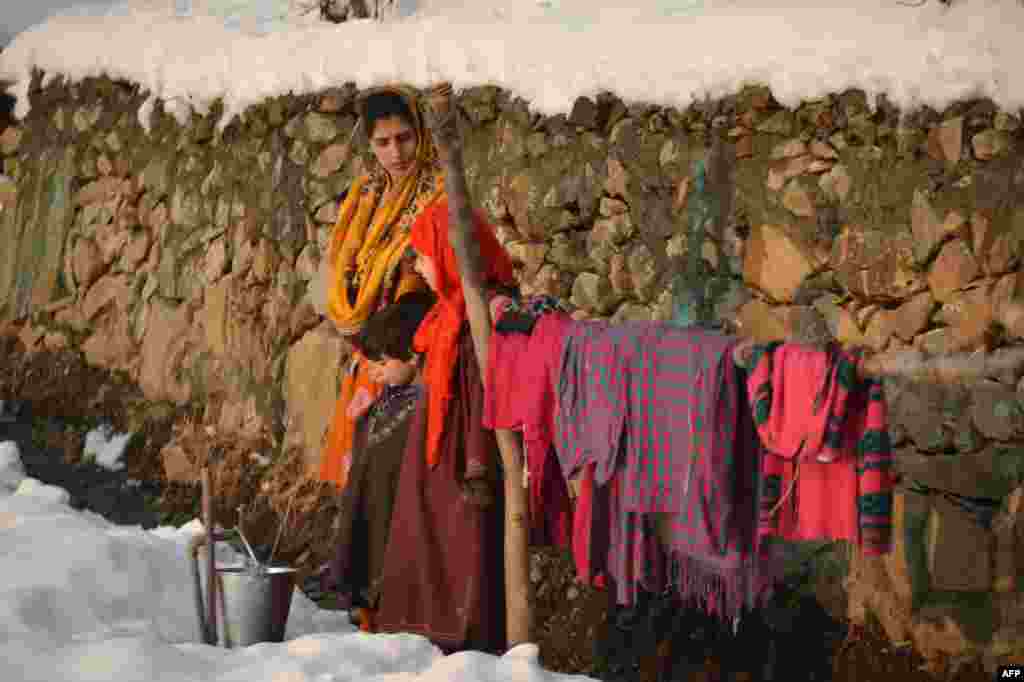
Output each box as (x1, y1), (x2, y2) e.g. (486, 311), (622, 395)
(483, 308), (573, 547)
(755, 343), (846, 463)
(749, 342), (894, 555)
(410, 199), (515, 469)
(572, 463), (606, 589)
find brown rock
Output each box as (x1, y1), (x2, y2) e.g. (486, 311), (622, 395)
(779, 305), (833, 346)
(926, 495), (993, 591)
(96, 155), (114, 176)
(810, 140), (838, 159)
(524, 264), (574, 300)
(608, 252), (631, 298)
(203, 238), (229, 284)
(673, 177), (691, 211)
(862, 311), (892, 352)
(910, 610), (975, 663)
(926, 116), (963, 163)
(73, 177), (124, 207)
(734, 135), (753, 160)
(251, 239), (279, 282)
(806, 159), (833, 174)
(973, 209), (1020, 276)
(605, 158), (630, 200)
(890, 292), (935, 341)
(94, 220), (130, 265)
(611, 302), (653, 324)
(781, 180), (815, 218)
(972, 128), (1011, 160)
(743, 224), (817, 303)
(927, 238), (979, 302)
(288, 300), (320, 342)
(599, 196), (629, 217)
(813, 296), (863, 345)
(628, 243), (660, 301)
(43, 331), (69, 352)
(315, 200), (339, 224)
(318, 93), (346, 113)
(0, 126), (23, 155)
(312, 143), (350, 178)
(734, 299), (788, 342)
(570, 272), (619, 315)
(846, 552), (912, 645)
(995, 274), (1024, 335)
(81, 275), (133, 321)
(17, 325), (45, 357)
(766, 155), (812, 192)
(137, 300), (194, 404)
(121, 230), (152, 270)
(971, 382), (1024, 441)
(911, 190), (963, 264)
(160, 442), (199, 484)
(950, 299), (994, 352)
(831, 225), (925, 302)
(505, 241), (549, 279)
(818, 163), (852, 203)
(81, 312), (137, 370)
(770, 139), (807, 160)
(987, 233), (1019, 276)
(71, 238), (106, 289)
(916, 327), (956, 357)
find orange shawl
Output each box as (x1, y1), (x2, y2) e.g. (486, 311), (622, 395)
(410, 198), (516, 469)
(318, 85), (440, 487)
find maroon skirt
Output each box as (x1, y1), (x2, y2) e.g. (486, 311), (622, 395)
(374, 328), (507, 653)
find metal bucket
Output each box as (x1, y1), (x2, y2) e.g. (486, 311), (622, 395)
(192, 550), (297, 648)
(214, 565), (297, 647)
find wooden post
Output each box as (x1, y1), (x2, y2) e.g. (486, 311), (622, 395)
(732, 335), (1024, 385)
(426, 84), (532, 647)
(201, 466), (217, 646)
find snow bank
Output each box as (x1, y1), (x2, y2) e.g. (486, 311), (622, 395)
(83, 424), (133, 472)
(0, 440), (26, 491)
(1, 0), (1022, 133)
(0, 444), (591, 682)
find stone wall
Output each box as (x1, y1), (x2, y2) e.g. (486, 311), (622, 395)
(1, 72), (1023, 668)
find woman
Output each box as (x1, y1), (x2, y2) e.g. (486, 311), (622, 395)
(324, 290), (435, 631)
(315, 86), (445, 488)
(373, 197), (517, 654)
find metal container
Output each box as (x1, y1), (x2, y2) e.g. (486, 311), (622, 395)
(191, 546), (297, 648)
(212, 565), (297, 647)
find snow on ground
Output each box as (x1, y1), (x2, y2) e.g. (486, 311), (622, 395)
(82, 423), (133, 472)
(1, 1), (1022, 133)
(0, 441), (592, 682)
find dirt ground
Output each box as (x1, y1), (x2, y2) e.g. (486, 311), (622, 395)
(0, 338), (995, 681)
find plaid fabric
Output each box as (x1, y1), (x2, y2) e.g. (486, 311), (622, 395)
(748, 343), (894, 556)
(556, 321), (768, 616)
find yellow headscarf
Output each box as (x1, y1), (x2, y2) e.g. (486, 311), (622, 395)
(325, 85), (446, 336)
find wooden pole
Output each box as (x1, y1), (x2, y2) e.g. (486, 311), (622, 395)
(426, 84), (532, 647)
(732, 335), (1024, 385)
(201, 466), (217, 646)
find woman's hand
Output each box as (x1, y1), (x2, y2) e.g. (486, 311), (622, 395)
(462, 478), (494, 509)
(424, 83), (462, 164)
(489, 295), (514, 325)
(346, 387), (374, 420)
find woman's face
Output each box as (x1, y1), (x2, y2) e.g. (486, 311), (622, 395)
(413, 252), (439, 291)
(370, 115), (418, 183)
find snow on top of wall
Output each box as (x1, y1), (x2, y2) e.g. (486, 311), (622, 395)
(0, 0), (1021, 134)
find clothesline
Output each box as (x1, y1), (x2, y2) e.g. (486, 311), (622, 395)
(484, 300), (897, 623)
